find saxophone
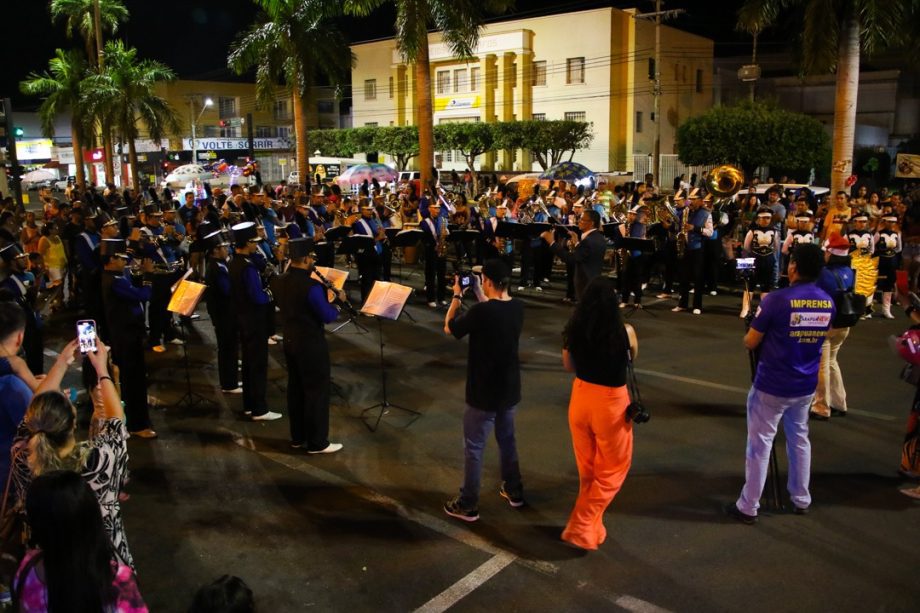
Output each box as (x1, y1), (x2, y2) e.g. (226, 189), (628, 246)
(676, 208), (689, 260)
(436, 218), (448, 258)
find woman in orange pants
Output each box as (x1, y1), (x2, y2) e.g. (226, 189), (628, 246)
(561, 277), (638, 550)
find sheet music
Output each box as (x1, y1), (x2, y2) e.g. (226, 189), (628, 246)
(360, 281), (412, 320)
(167, 280), (206, 317)
(171, 267), (195, 293)
(313, 266), (349, 303)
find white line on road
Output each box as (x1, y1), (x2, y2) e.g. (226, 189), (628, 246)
(613, 595), (674, 613)
(413, 552), (516, 613)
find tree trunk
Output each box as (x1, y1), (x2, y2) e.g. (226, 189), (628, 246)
(102, 125), (115, 187)
(128, 136), (140, 193)
(293, 87), (310, 187)
(415, 35), (434, 189)
(830, 15), (860, 195)
(71, 117), (86, 191)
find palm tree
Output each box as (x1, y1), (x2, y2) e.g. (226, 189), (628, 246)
(344, 0), (512, 188)
(738, 0), (919, 193)
(49, 0), (129, 67)
(228, 0), (354, 186)
(20, 49), (92, 190)
(83, 41), (180, 192)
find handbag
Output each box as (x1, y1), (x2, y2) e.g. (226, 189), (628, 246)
(829, 268), (865, 328)
(623, 333), (649, 424)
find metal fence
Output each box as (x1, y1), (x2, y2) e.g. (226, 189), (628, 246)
(628, 154), (719, 191)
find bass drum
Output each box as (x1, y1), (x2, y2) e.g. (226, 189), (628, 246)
(401, 222), (420, 264)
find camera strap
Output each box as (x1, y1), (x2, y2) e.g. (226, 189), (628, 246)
(626, 350), (642, 406)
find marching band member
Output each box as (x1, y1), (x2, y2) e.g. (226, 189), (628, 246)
(673, 191), (713, 315)
(421, 199), (449, 307)
(203, 230), (240, 393)
(847, 213), (878, 319)
(228, 222), (281, 422)
(743, 208), (780, 302)
(619, 205), (648, 307)
(351, 200), (385, 302)
(874, 214), (902, 319)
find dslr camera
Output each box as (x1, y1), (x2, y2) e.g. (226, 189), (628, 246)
(626, 401), (650, 424)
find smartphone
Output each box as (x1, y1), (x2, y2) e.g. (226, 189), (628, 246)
(77, 320), (98, 354)
(459, 272), (472, 289)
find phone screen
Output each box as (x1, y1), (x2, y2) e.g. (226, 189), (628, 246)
(77, 320), (97, 354)
(460, 273), (472, 288)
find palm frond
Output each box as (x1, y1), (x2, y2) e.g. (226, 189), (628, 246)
(800, 0), (840, 73)
(341, 0), (388, 18)
(737, 0), (800, 34)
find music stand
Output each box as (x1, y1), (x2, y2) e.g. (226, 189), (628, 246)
(359, 281), (420, 432)
(340, 234), (374, 256)
(391, 228), (424, 280)
(164, 280), (217, 411)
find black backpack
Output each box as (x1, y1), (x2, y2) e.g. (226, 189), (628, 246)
(829, 268), (865, 328)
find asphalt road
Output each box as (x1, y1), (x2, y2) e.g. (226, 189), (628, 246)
(40, 271), (919, 612)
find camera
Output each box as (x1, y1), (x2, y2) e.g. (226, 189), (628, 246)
(735, 257), (755, 280)
(626, 401), (650, 424)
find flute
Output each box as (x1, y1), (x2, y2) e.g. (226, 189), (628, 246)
(312, 266), (359, 318)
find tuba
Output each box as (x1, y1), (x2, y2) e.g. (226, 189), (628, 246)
(706, 165), (745, 200)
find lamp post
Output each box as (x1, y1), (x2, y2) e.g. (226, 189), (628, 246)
(190, 97), (213, 165)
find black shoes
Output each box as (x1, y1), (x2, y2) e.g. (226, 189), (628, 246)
(725, 502), (757, 525)
(499, 483), (525, 508)
(444, 497), (479, 522)
(793, 505), (810, 515)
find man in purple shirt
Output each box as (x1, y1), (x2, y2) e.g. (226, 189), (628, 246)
(728, 243), (834, 523)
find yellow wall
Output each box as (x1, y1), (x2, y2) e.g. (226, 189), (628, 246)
(350, 6), (714, 172)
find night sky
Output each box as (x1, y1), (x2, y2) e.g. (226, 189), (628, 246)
(1, 0), (774, 110)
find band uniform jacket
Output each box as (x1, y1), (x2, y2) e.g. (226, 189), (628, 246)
(552, 229), (607, 299)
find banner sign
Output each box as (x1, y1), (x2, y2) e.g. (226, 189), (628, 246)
(16, 139), (53, 161)
(895, 153), (920, 179)
(181, 137), (291, 152)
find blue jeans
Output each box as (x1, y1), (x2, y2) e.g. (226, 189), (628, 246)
(736, 387), (813, 515)
(459, 404), (522, 509)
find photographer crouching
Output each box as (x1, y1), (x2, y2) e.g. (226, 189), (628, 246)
(728, 243), (834, 524)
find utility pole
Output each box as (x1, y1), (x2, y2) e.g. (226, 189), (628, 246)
(1, 98), (23, 208)
(637, 2), (684, 191)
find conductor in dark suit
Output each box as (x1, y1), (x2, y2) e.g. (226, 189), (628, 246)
(542, 210), (607, 301)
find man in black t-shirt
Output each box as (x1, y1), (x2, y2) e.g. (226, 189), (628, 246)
(443, 259), (525, 521)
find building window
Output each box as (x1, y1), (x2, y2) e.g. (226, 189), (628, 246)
(317, 100), (334, 114)
(436, 71), (450, 95)
(255, 126), (273, 138)
(388, 76), (394, 99)
(454, 69), (468, 93)
(636, 111), (643, 133)
(218, 96), (237, 119)
(443, 150), (452, 163)
(564, 111), (586, 122)
(566, 57), (584, 84)
(509, 62), (517, 86)
(273, 99), (291, 121)
(648, 58), (656, 81)
(532, 61), (547, 86)
(219, 127), (240, 138)
(277, 126), (291, 139)
(532, 113), (546, 121)
(470, 67), (480, 91)
(682, 64), (688, 83)
(364, 122), (378, 127)
(695, 69), (703, 93)
(364, 79), (377, 100)
(202, 125), (219, 138)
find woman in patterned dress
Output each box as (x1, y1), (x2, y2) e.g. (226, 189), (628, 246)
(11, 343), (134, 569)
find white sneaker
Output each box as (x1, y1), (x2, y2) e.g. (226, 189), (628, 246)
(251, 411), (282, 421)
(709, 290), (717, 296)
(168, 338), (186, 345)
(517, 286), (526, 291)
(267, 337), (277, 345)
(272, 334), (283, 341)
(307, 443), (343, 454)
(221, 387), (242, 394)
(692, 308), (702, 315)
(428, 301), (438, 308)
(535, 286), (543, 292)
(882, 310), (895, 319)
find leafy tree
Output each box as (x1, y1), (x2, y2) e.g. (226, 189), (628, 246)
(738, 0), (920, 193)
(493, 120), (593, 171)
(49, 0), (129, 67)
(343, 0), (512, 188)
(344, 127), (377, 157)
(308, 128), (349, 157)
(229, 0), (354, 187)
(20, 49), (92, 189)
(83, 41), (180, 192)
(676, 101), (830, 180)
(433, 122), (493, 191)
(373, 126), (419, 169)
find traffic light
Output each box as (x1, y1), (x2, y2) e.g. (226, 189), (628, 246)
(219, 120), (228, 128)
(13, 127), (23, 138)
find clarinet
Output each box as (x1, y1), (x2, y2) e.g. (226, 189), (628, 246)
(311, 266), (359, 318)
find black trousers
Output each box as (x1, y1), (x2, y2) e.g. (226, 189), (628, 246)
(661, 241), (678, 292)
(356, 250), (380, 303)
(678, 249), (705, 310)
(110, 334), (151, 432)
(703, 238), (722, 292)
(211, 311), (239, 390)
(380, 244), (393, 282)
(239, 311), (269, 416)
(624, 254), (645, 303)
(424, 247), (447, 303)
(284, 337), (331, 450)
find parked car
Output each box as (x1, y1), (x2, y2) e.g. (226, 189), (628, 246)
(163, 164), (251, 189)
(53, 176), (76, 191)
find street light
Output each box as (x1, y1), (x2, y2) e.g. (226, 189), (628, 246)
(190, 97), (213, 166)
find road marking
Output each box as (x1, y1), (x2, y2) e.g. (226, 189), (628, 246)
(613, 595), (674, 613)
(413, 552), (516, 613)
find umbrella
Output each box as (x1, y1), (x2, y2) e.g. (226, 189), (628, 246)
(21, 169), (57, 185)
(539, 161), (594, 183)
(335, 163), (398, 185)
(504, 172), (544, 184)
